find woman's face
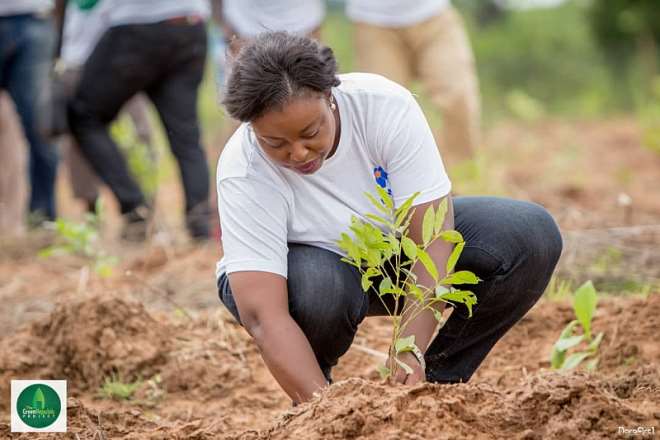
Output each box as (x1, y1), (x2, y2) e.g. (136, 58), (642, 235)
(250, 93), (338, 175)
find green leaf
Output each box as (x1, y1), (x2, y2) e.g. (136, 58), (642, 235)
(394, 194), (417, 228)
(377, 364), (391, 379)
(560, 351), (591, 371)
(379, 277), (394, 296)
(559, 320), (579, 339)
(422, 205), (435, 246)
(553, 334), (584, 352)
(439, 230), (464, 244)
(367, 248), (381, 266)
(407, 283), (425, 303)
(550, 348), (566, 369)
(441, 270), (480, 285)
(365, 213), (391, 227)
(361, 275), (373, 292)
(432, 308), (445, 324)
(584, 357), (599, 371)
(573, 281), (598, 340)
(437, 289), (477, 317)
(365, 191), (390, 215)
(376, 186), (393, 210)
(446, 242), (465, 274)
(395, 335), (416, 354)
(417, 248), (438, 281)
(434, 198), (448, 234)
(395, 357), (413, 375)
(587, 332), (604, 352)
(340, 257), (360, 268)
(401, 236), (417, 259)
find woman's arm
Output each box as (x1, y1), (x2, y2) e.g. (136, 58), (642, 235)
(228, 271), (328, 403)
(392, 194), (455, 384)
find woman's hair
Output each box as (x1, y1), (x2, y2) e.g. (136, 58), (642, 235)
(222, 31), (341, 122)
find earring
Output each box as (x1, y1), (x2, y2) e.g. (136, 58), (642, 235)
(329, 95), (336, 111)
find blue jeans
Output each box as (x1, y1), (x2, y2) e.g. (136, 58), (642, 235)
(0, 14), (57, 220)
(218, 197), (563, 383)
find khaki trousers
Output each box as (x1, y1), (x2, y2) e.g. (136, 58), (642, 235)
(353, 7), (481, 159)
(0, 92), (28, 235)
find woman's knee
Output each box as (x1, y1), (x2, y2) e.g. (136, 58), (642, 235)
(517, 201), (563, 271)
(287, 245), (367, 342)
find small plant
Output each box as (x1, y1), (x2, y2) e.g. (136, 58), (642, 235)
(98, 374), (164, 406)
(99, 374), (142, 401)
(551, 280), (604, 371)
(337, 186), (479, 379)
(39, 201), (117, 277)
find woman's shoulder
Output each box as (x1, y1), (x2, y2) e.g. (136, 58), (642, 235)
(216, 124), (287, 188)
(337, 72), (415, 104)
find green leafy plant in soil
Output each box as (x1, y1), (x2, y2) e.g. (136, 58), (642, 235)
(38, 200), (117, 277)
(338, 186), (479, 379)
(551, 280), (604, 371)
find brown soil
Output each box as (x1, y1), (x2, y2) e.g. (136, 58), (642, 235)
(1, 293), (658, 439)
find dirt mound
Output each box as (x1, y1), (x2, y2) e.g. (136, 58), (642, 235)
(245, 367), (659, 440)
(0, 398), (224, 439)
(0, 296), (172, 412)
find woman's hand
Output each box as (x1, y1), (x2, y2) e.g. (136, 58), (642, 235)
(389, 352), (426, 385)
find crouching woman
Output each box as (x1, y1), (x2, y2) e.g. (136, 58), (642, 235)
(215, 32), (562, 404)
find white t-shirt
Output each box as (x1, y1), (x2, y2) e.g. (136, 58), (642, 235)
(104, 0), (210, 27)
(346, 0), (450, 27)
(223, 0), (324, 38)
(216, 73), (451, 279)
(0, 0), (52, 16)
(61, 1), (110, 67)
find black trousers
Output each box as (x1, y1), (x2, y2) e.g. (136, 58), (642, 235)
(68, 20), (209, 214)
(218, 197), (563, 383)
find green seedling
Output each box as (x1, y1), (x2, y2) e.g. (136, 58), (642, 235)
(39, 200), (117, 277)
(550, 280), (604, 371)
(338, 186), (479, 379)
(99, 374), (142, 401)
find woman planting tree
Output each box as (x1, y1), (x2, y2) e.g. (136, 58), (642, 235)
(215, 31), (562, 404)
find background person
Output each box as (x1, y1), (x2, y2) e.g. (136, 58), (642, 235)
(0, 0), (59, 224)
(68, 0), (212, 242)
(215, 32), (562, 404)
(56, 0), (155, 213)
(347, 0), (481, 162)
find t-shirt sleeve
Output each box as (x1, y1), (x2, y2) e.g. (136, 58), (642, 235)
(379, 94), (452, 207)
(217, 177), (289, 277)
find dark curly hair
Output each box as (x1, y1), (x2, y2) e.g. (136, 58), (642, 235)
(222, 31), (341, 122)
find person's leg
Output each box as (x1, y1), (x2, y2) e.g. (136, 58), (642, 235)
(122, 93), (155, 152)
(146, 21), (210, 239)
(59, 68), (101, 210)
(0, 92), (28, 235)
(421, 197), (562, 383)
(5, 15), (58, 221)
(410, 7), (481, 159)
(218, 244), (369, 381)
(352, 21), (413, 87)
(68, 25), (155, 214)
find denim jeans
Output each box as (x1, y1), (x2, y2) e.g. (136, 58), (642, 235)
(0, 14), (58, 220)
(68, 20), (209, 215)
(218, 197), (563, 383)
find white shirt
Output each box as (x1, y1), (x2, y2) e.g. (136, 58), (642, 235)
(61, 1), (109, 66)
(223, 0), (324, 38)
(0, 0), (52, 16)
(216, 73), (451, 278)
(103, 0), (210, 27)
(346, 0), (450, 27)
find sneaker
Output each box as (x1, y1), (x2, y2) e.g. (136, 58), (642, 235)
(186, 202), (210, 241)
(121, 205), (151, 242)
